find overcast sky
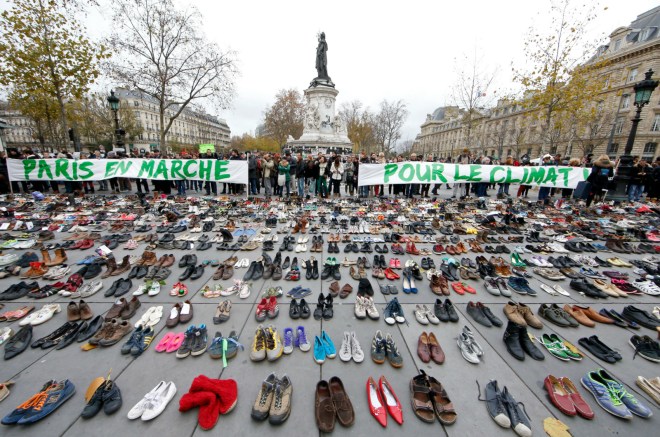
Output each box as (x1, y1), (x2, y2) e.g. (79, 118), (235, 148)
(5, 0), (659, 145)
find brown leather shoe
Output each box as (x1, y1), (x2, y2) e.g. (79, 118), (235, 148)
(179, 300), (193, 324)
(111, 255), (131, 276)
(67, 301), (81, 321)
(503, 301), (527, 326)
(89, 319), (118, 345)
(212, 266), (225, 281)
(79, 300), (93, 320)
(328, 281), (340, 297)
(518, 302), (543, 328)
(563, 305), (595, 327)
(573, 305), (614, 324)
(105, 298), (129, 321)
(437, 275), (450, 296)
(339, 284), (353, 299)
(315, 380), (336, 432)
(222, 265), (234, 280)
(120, 296), (141, 319)
(456, 242), (467, 254)
(329, 376), (354, 427)
(49, 248), (67, 266)
(102, 258), (117, 278)
(40, 249), (52, 265)
(446, 245), (456, 255)
(417, 332), (431, 363)
(21, 262), (49, 279)
(99, 320), (133, 346)
(428, 332), (445, 364)
(430, 274), (443, 295)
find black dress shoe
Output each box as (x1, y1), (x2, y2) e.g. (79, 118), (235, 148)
(503, 321), (525, 360)
(444, 299), (459, 322)
(197, 242), (212, 251)
(77, 315), (104, 342)
(251, 262), (264, 281)
(32, 321), (76, 349)
(136, 265), (149, 279)
(190, 265), (205, 280)
(243, 262), (257, 281)
(289, 299), (300, 319)
(299, 298), (311, 319)
(187, 254), (198, 266)
(434, 299), (449, 322)
(467, 302), (492, 327)
(519, 325), (544, 360)
(114, 279), (133, 297)
(127, 266), (140, 279)
(55, 322), (84, 350)
(179, 265), (194, 281)
(282, 256), (290, 270)
(178, 255), (190, 268)
(105, 279), (121, 297)
(4, 325), (32, 359)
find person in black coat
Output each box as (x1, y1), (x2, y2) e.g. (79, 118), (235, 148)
(586, 154), (614, 207)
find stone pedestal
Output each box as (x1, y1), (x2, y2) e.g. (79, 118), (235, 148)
(286, 84), (353, 155)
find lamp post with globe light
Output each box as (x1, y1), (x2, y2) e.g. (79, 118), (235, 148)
(609, 69), (659, 201)
(107, 90), (126, 152)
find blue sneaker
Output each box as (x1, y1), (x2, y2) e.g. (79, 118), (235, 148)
(17, 380), (76, 424)
(283, 328), (294, 354)
(321, 331), (336, 358)
(581, 371), (633, 419)
(597, 369), (653, 418)
(313, 336), (325, 364)
(2, 381), (56, 425)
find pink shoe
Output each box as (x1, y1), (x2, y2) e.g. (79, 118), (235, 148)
(389, 258), (396, 268)
(155, 332), (175, 352)
(166, 332), (185, 353)
(395, 258), (401, 269)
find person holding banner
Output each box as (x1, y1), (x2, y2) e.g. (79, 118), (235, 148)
(329, 156), (344, 198)
(317, 155), (329, 198)
(278, 158), (291, 198)
(451, 149), (471, 199)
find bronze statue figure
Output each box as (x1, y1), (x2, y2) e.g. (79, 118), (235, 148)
(316, 32), (329, 79)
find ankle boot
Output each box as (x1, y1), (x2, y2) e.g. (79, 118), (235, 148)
(312, 260), (319, 280)
(518, 324), (545, 360)
(102, 258), (118, 278)
(503, 321), (525, 361)
(41, 249), (52, 265)
(49, 248), (67, 266)
(111, 255), (131, 276)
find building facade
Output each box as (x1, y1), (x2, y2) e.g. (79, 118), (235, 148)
(115, 89), (231, 152)
(0, 105), (40, 150)
(416, 6), (660, 162)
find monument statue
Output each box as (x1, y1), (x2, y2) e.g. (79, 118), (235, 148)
(311, 32), (334, 88)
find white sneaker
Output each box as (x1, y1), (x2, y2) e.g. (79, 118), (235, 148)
(20, 304), (60, 326)
(350, 331), (364, 363)
(414, 304), (429, 325)
(238, 282), (251, 299)
(339, 331), (352, 362)
(364, 297), (380, 320)
(128, 381), (177, 421)
(354, 296), (366, 319)
(133, 285), (148, 296)
(423, 305), (440, 324)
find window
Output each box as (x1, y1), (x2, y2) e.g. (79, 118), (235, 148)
(640, 28), (653, 41)
(607, 143), (619, 155)
(615, 117), (624, 134)
(652, 114), (660, 132)
(620, 94), (630, 110)
(613, 39), (622, 51)
(628, 68), (638, 83)
(134, 101), (139, 107)
(643, 142), (657, 155)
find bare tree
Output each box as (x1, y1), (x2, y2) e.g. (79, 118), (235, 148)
(263, 89), (305, 147)
(106, 0), (237, 149)
(571, 101), (613, 158)
(338, 100), (377, 153)
(509, 121), (529, 159)
(374, 99), (408, 154)
(451, 48), (497, 150)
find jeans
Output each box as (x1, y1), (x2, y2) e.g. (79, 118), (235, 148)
(317, 177), (328, 197)
(498, 183), (510, 195)
(628, 184), (644, 202)
(297, 177), (305, 197)
(280, 180), (290, 196)
(249, 178), (258, 195)
(358, 185), (369, 197)
(538, 186), (551, 200)
(177, 180), (186, 195)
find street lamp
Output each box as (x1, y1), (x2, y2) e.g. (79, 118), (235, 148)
(107, 90), (125, 151)
(609, 69), (659, 201)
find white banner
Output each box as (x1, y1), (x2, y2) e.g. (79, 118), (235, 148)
(7, 158), (249, 185)
(358, 162), (589, 189)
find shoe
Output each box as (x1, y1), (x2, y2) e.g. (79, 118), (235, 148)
(379, 375), (403, 424)
(251, 373), (276, 421)
(315, 380), (335, 432)
(16, 380), (76, 424)
(250, 326), (267, 362)
(329, 376), (354, 427)
(385, 333), (403, 368)
(175, 326), (196, 359)
(501, 387), (532, 437)
(366, 377), (387, 427)
(128, 381), (177, 421)
(339, 331), (352, 362)
(481, 380), (511, 428)
(3, 325), (32, 360)
(544, 375), (576, 416)
(314, 336), (326, 364)
(560, 376), (594, 419)
(457, 331), (481, 364)
(371, 330), (386, 364)
(581, 370), (633, 419)
(630, 335), (660, 362)
(265, 325), (283, 361)
(269, 375), (292, 425)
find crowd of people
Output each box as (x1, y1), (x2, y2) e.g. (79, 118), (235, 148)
(1, 146), (659, 205)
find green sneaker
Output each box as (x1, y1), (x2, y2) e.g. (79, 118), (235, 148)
(549, 334), (582, 360)
(539, 334), (570, 360)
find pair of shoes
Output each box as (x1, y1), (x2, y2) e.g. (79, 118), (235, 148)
(366, 376), (403, 427)
(315, 376), (354, 432)
(250, 325), (283, 362)
(477, 380), (531, 435)
(544, 375), (594, 418)
(503, 321), (545, 361)
(81, 379), (122, 418)
(313, 293), (333, 320)
(280, 326), (311, 354)
(251, 373), (292, 425)
(66, 300), (93, 321)
(288, 298), (310, 319)
(255, 296), (278, 322)
(120, 325), (155, 356)
(87, 318), (134, 347)
(410, 370), (456, 425)
(176, 325), (208, 358)
(313, 331), (336, 364)
(417, 331), (444, 364)
(208, 331), (243, 364)
(629, 335), (660, 362)
(2, 380), (75, 425)
(578, 336), (622, 363)
(433, 298), (459, 323)
(178, 375), (238, 430)
(503, 301), (543, 328)
(383, 298), (405, 325)
(581, 369), (652, 419)
(538, 333), (582, 361)
(338, 331), (364, 363)
(466, 301), (502, 327)
(457, 326), (484, 364)
(128, 381), (177, 421)
(354, 295), (379, 320)
(370, 330), (403, 367)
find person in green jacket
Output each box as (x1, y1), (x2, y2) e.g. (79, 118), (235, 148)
(278, 159), (291, 197)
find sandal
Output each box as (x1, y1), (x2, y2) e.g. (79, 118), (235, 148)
(410, 371), (435, 423)
(427, 375), (457, 425)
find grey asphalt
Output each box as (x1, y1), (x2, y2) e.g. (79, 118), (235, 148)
(0, 190), (658, 437)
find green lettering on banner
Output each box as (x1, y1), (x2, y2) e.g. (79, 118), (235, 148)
(557, 168), (570, 187)
(415, 163), (431, 182)
(544, 167), (558, 185)
(116, 161), (133, 176)
(214, 160), (230, 180)
(383, 163), (398, 183)
(137, 160), (155, 178)
(199, 160), (212, 180)
(399, 163), (414, 182)
(183, 160), (196, 178)
(54, 159), (72, 181)
(153, 160), (169, 179)
(104, 161), (118, 178)
(454, 166), (470, 181)
(490, 166), (505, 183)
(170, 160), (184, 179)
(583, 168), (591, 179)
(79, 162), (93, 180)
(506, 167), (522, 184)
(37, 160), (53, 180)
(431, 163), (447, 183)
(527, 167), (545, 184)
(23, 160), (36, 180)
(467, 165), (482, 182)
